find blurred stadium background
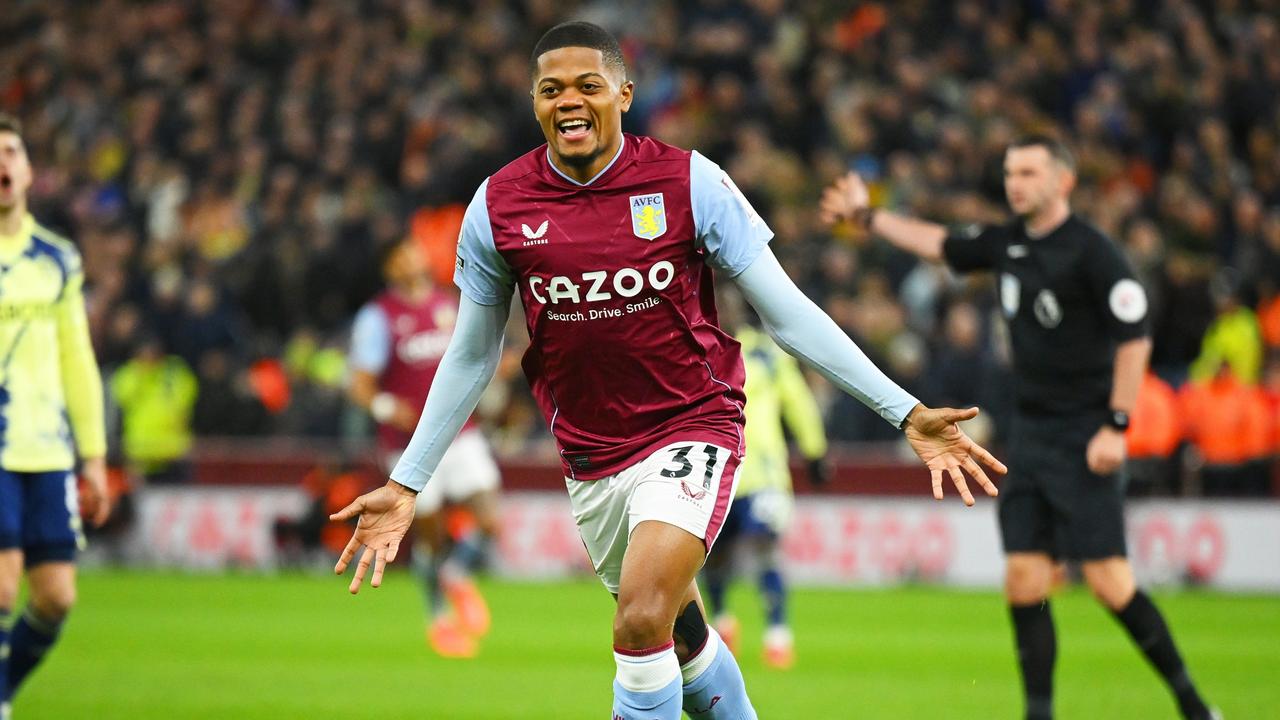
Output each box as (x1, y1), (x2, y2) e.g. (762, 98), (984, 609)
(3, 0), (1279, 717)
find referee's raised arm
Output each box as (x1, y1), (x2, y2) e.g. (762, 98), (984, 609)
(819, 171), (948, 263)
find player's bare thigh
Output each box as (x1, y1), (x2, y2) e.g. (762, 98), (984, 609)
(0, 549), (21, 608)
(613, 520), (706, 652)
(1005, 552), (1054, 604)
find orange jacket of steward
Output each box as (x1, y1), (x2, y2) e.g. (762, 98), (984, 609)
(1127, 372), (1181, 459)
(1178, 371), (1273, 465)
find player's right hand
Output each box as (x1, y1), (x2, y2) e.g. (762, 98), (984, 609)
(331, 480), (417, 594)
(818, 171), (870, 226)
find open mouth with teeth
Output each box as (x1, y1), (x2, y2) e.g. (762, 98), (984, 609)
(556, 118), (593, 141)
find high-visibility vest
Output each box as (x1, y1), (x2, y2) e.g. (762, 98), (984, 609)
(1179, 374), (1273, 465)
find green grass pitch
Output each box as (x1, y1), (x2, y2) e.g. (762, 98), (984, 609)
(13, 571), (1278, 718)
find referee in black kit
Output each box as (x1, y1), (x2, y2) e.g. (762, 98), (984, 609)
(821, 136), (1218, 720)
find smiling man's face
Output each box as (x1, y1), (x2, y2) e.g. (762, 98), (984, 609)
(532, 46), (633, 181)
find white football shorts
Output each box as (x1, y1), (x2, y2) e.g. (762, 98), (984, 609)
(567, 440), (741, 594)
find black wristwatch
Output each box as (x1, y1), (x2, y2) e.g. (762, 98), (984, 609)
(1105, 409), (1130, 431)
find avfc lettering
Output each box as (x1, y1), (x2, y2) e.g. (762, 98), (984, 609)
(629, 193), (666, 240)
(527, 261), (675, 305)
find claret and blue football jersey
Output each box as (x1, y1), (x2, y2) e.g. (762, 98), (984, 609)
(454, 134), (773, 479)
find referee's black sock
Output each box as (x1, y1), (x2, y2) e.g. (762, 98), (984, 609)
(1112, 590), (1212, 720)
(1009, 601), (1055, 720)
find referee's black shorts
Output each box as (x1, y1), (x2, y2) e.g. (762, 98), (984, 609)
(998, 410), (1127, 561)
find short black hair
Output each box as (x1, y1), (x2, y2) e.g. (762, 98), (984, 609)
(0, 112), (22, 138)
(530, 21), (626, 79)
(1008, 134), (1076, 171)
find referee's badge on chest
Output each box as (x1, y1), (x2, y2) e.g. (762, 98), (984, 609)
(629, 193), (666, 241)
(1034, 289), (1063, 328)
(1000, 273), (1020, 319)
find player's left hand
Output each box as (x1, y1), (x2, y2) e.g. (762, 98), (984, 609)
(1086, 426), (1127, 476)
(903, 404), (1006, 506)
(80, 457), (111, 527)
(331, 480), (418, 594)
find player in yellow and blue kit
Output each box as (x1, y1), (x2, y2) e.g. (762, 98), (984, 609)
(703, 288), (828, 670)
(0, 114), (110, 720)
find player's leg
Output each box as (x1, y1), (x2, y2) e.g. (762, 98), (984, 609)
(612, 520), (702, 720)
(452, 487), (498, 574)
(412, 486), (474, 657)
(1000, 455), (1058, 720)
(618, 443), (755, 719)
(568, 442), (756, 719)
(1081, 558), (1212, 719)
(410, 509), (446, 614)
(0, 470), (21, 711)
(8, 470), (82, 698)
(0, 550), (19, 712)
(388, 448), (448, 630)
(9, 562), (74, 695)
(438, 488), (496, 637)
(700, 496), (743, 652)
(437, 432), (501, 637)
(1005, 551), (1056, 720)
(1068, 449), (1214, 719)
(740, 488), (794, 669)
(753, 532), (792, 669)
(1074, 462), (1217, 720)
(671, 579), (755, 718)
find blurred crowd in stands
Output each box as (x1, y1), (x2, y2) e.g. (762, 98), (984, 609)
(2, 0), (1279, 494)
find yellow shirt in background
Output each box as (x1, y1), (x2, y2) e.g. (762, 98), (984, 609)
(736, 326), (828, 496)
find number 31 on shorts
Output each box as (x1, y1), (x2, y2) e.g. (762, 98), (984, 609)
(659, 444), (723, 501)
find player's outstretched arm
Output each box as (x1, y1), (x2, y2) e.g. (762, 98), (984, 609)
(819, 172), (949, 263)
(901, 405), (1005, 506)
(731, 249), (1004, 504)
(332, 295), (509, 593)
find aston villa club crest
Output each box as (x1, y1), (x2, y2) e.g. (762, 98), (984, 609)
(629, 193), (666, 240)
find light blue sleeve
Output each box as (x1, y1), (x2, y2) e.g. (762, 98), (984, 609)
(390, 295), (508, 491)
(690, 151), (774, 276)
(453, 178), (516, 306)
(348, 303), (391, 373)
(731, 248), (920, 428)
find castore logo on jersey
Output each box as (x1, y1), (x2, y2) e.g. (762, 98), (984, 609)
(521, 220), (550, 247)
